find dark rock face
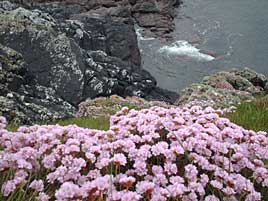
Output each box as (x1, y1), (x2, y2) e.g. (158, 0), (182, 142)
(10, 0), (182, 38)
(0, 44), (76, 124)
(69, 6), (141, 66)
(131, 0), (181, 38)
(0, 7), (84, 105)
(0, 1), (179, 124)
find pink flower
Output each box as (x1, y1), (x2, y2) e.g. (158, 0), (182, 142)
(92, 175), (111, 192)
(205, 195), (220, 201)
(36, 192), (50, 201)
(167, 183), (187, 197)
(119, 176), (136, 188)
(183, 191), (198, 201)
(200, 174), (209, 187)
(0, 116), (7, 129)
(133, 160), (147, 176)
(210, 180), (223, 190)
(185, 164), (198, 181)
(29, 180), (44, 192)
(55, 182), (81, 200)
(96, 157), (110, 169)
(151, 142), (168, 156)
(1, 180), (16, 196)
(136, 181), (155, 195)
(222, 187), (235, 196)
(1, 104), (268, 200)
(170, 176), (184, 184)
(121, 191), (141, 201)
(152, 165), (164, 175)
(164, 162), (177, 175)
(112, 153), (127, 166)
(245, 192), (261, 201)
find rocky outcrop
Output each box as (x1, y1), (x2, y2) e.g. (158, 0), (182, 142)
(0, 44), (76, 124)
(0, 6), (85, 105)
(176, 68), (268, 108)
(76, 95), (172, 118)
(131, 0), (181, 38)
(10, 0), (182, 38)
(0, 1), (179, 124)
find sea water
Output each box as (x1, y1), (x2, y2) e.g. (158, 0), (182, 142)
(138, 0), (268, 92)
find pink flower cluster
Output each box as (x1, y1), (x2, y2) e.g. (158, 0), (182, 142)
(0, 104), (268, 200)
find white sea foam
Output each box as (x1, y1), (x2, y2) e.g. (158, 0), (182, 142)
(158, 40), (215, 62)
(135, 28), (155, 41)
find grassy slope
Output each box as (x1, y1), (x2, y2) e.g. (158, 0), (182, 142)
(224, 96), (268, 132)
(6, 97), (143, 131)
(53, 96), (268, 132)
(7, 116), (110, 131)
(54, 117), (110, 130)
(6, 96), (268, 132)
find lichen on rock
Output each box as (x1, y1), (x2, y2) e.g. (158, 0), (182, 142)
(177, 68), (268, 108)
(0, 0), (179, 124)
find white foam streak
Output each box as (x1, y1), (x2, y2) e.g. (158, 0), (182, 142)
(158, 40), (215, 62)
(136, 28), (155, 41)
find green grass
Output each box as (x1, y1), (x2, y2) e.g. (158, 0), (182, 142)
(6, 122), (19, 132)
(6, 96), (268, 133)
(225, 96), (268, 132)
(53, 117), (110, 130)
(6, 116), (110, 132)
(6, 96), (143, 132)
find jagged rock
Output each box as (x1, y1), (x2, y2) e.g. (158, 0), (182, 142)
(11, 0), (182, 38)
(176, 68), (268, 108)
(0, 1), (18, 11)
(145, 86), (180, 103)
(131, 0), (181, 38)
(0, 86), (76, 125)
(0, 44), (27, 95)
(0, 1), (179, 124)
(70, 6), (141, 66)
(0, 6), (85, 105)
(0, 44), (76, 124)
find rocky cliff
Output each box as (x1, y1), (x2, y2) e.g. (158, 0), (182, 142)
(10, 0), (181, 38)
(0, 0), (180, 124)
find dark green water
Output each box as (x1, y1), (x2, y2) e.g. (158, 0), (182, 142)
(138, 0), (268, 92)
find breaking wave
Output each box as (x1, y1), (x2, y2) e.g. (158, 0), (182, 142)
(158, 40), (215, 62)
(135, 28), (155, 41)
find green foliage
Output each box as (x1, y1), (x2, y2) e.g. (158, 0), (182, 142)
(7, 117), (110, 131)
(225, 96), (268, 132)
(53, 117), (110, 131)
(7, 96), (268, 133)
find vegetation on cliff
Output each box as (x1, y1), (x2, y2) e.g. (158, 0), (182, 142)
(1, 103), (268, 201)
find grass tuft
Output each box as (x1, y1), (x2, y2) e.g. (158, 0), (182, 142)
(53, 117), (110, 131)
(225, 95), (268, 132)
